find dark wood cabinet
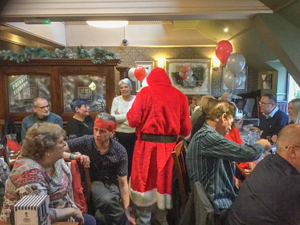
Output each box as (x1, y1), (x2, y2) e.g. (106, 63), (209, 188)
(0, 59), (120, 125)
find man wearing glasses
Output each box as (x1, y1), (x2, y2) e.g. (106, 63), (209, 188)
(251, 93), (288, 140)
(224, 124), (300, 225)
(21, 97), (63, 140)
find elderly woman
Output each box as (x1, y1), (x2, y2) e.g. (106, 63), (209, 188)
(288, 98), (300, 124)
(67, 98), (94, 138)
(0, 123), (96, 225)
(111, 78), (136, 177)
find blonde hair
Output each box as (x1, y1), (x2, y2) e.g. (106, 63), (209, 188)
(192, 95), (202, 105)
(200, 96), (219, 115)
(22, 123), (66, 160)
(289, 98), (300, 124)
(206, 101), (235, 121)
(219, 92), (231, 101)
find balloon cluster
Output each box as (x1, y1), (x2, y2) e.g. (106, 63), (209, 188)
(215, 40), (246, 91)
(128, 66), (150, 82)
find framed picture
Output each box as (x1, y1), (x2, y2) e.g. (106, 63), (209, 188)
(135, 61), (154, 92)
(78, 87), (92, 100)
(222, 66), (248, 91)
(261, 73), (272, 90)
(166, 59), (211, 95)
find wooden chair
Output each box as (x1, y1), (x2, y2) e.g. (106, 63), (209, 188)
(172, 141), (191, 214)
(77, 162), (93, 214)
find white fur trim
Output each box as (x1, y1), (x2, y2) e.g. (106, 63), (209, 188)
(129, 179), (173, 210)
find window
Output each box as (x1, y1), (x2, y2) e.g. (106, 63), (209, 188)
(287, 74), (300, 101)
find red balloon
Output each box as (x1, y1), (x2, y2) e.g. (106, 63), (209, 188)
(215, 40), (233, 63)
(134, 66), (146, 81)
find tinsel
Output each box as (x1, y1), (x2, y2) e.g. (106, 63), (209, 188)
(0, 46), (120, 64)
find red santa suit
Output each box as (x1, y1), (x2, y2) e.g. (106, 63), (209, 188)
(127, 67), (191, 210)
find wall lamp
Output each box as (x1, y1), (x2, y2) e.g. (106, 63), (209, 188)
(157, 58), (166, 68)
(212, 56), (221, 71)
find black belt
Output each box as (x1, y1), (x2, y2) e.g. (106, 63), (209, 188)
(141, 133), (177, 143)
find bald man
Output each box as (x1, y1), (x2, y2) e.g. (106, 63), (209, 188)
(224, 124), (300, 225)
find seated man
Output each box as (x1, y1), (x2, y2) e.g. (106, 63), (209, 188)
(65, 113), (135, 225)
(21, 97), (63, 140)
(251, 93), (288, 140)
(186, 101), (270, 211)
(224, 124), (300, 225)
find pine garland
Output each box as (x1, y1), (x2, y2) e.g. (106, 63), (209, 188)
(0, 46), (120, 64)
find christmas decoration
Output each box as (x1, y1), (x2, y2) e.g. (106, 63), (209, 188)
(0, 45), (120, 64)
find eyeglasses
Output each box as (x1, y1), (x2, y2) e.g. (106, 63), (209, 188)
(285, 145), (300, 149)
(35, 105), (49, 109)
(259, 102), (272, 105)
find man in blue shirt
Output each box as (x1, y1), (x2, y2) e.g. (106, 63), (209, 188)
(21, 97), (63, 140)
(251, 93), (288, 140)
(186, 101), (270, 210)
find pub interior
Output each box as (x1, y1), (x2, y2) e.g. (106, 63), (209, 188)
(0, 0), (300, 225)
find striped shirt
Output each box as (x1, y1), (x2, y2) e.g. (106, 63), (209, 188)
(186, 123), (264, 209)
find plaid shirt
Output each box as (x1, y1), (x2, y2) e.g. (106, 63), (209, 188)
(186, 123), (264, 209)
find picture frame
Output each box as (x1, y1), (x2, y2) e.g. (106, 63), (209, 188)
(135, 61), (154, 92)
(166, 59), (211, 95)
(261, 73), (273, 90)
(222, 66), (248, 91)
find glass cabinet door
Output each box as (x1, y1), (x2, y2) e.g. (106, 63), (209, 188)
(8, 75), (51, 113)
(62, 75), (106, 113)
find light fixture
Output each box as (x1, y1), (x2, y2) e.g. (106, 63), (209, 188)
(157, 58), (166, 68)
(25, 18), (51, 24)
(224, 27), (229, 32)
(212, 56), (221, 71)
(86, 21), (128, 28)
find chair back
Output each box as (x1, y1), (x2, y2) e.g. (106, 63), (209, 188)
(172, 140), (191, 211)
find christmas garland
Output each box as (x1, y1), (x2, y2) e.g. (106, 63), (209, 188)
(0, 46), (120, 64)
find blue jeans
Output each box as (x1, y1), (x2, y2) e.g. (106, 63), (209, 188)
(77, 214), (96, 225)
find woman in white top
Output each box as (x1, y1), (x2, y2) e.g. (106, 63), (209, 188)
(111, 78), (136, 176)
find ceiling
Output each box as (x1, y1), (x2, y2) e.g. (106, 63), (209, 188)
(0, 0), (300, 76)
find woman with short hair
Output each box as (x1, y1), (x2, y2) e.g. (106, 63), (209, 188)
(110, 78), (136, 177)
(67, 98), (94, 138)
(0, 123), (95, 225)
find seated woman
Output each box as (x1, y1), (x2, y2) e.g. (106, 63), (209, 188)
(0, 123), (96, 225)
(67, 98), (94, 138)
(288, 98), (300, 124)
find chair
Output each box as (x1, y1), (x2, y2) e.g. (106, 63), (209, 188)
(172, 141), (191, 214)
(65, 158), (92, 214)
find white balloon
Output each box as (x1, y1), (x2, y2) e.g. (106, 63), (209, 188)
(224, 70), (242, 90)
(128, 68), (137, 81)
(236, 71), (246, 87)
(227, 53), (246, 75)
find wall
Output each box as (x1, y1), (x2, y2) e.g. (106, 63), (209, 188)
(101, 46), (259, 97)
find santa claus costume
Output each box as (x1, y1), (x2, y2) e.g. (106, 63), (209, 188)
(127, 68), (191, 222)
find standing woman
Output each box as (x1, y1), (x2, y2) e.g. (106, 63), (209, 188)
(288, 98), (300, 124)
(111, 78), (136, 177)
(67, 98), (94, 138)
